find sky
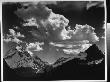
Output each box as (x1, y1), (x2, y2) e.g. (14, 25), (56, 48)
(2, 1), (105, 39)
(2, 1), (105, 65)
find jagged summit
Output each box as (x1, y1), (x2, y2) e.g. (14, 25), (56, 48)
(85, 44), (104, 61)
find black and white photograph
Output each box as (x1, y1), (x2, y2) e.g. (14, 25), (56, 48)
(1, 0), (106, 81)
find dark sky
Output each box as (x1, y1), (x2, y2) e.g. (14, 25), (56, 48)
(46, 1), (105, 37)
(2, 1), (105, 37)
(2, 3), (22, 34)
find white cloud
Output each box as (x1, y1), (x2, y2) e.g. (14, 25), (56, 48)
(48, 12), (69, 30)
(89, 32), (99, 42)
(9, 29), (25, 38)
(13, 37), (22, 43)
(3, 37), (12, 42)
(23, 17), (39, 27)
(49, 42), (65, 47)
(14, 2), (100, 56)
(16, 32), (24, 37)
(62, 43), (92, 55)
(15, 1), (99, 44)
(3, 29), (24, 43)
(9, 29), (16, 36)
(26, 42), (44, 52)
(50, 40), (91, 55)
(3, 36), (22, 43)
(63, 49), (80, 55)
(60, 27), (71, 40)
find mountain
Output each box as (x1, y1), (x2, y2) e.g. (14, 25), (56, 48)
(42, 44), (105, 80)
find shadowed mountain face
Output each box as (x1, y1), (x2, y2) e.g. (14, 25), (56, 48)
(85, 44), (104, 61)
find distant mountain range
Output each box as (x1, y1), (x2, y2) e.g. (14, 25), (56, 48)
(3, 44), (105, 80)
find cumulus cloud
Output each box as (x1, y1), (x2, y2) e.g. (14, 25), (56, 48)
(26, 42), (44, 52)
(69, 24), (99, 42)
(23, 17), (39, 27)
(15, 3), (52, 20)
(3, 36), (22, 43)
(48, 12), (69, 29)
(9, 29), (16, 36)
(9, 29), (25, 38)
(25, 42), (44, 56)
(3, 29), (25, 43)
(15, 2), (99, 55)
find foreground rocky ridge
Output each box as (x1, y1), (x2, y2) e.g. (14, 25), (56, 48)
(4, 43), (104, 77)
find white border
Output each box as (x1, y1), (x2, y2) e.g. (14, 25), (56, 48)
(0, 1), (3, 82)
(0, 0), (107, 82)
(104, 0), (107, 81)
(0, 0), (106, 2)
